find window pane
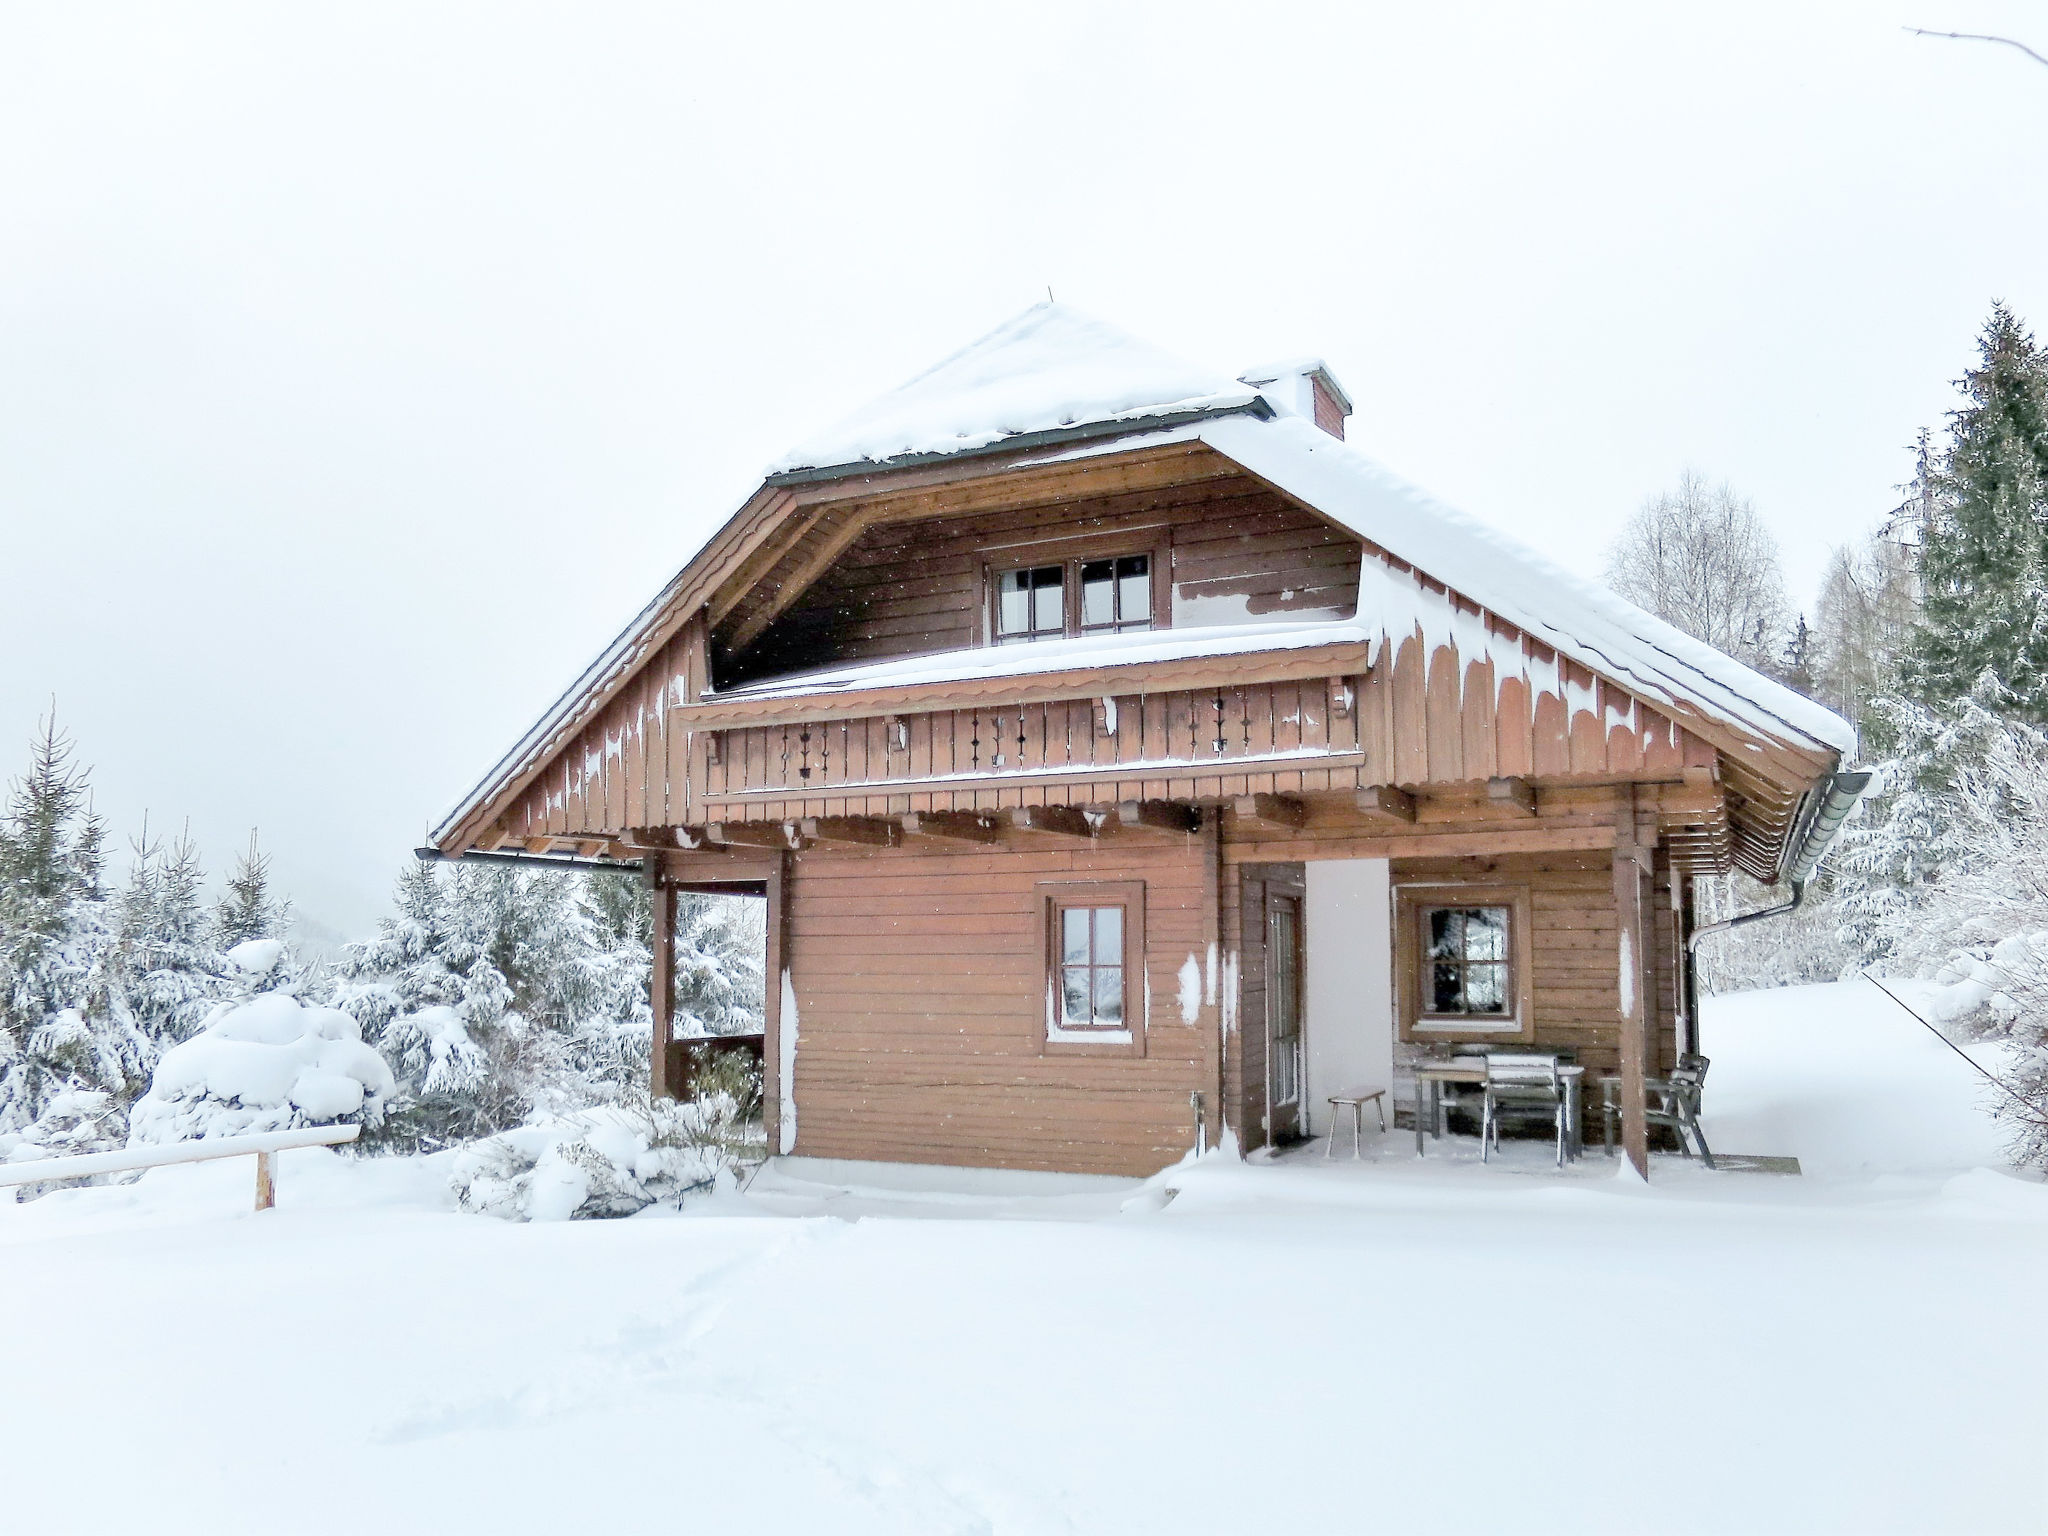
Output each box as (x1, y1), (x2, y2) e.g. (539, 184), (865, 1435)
(1061, 968), (1092, 1027)
(1061, 907), (1091, 965)
(1031, 575), (1061, 634)
(1431, 963), (1463, 1012)
(1092, 906), (1121, 960)
(1117, 555), (1150, 625)
(1080, 560), (1115, 628)
(1093, 965), (1123, 1025)
(1465, 963), (1507, 1013)
(1428, 909), (1462, 960)
(998, 571), (1030, 638)
(1464, 908), (1507, 962)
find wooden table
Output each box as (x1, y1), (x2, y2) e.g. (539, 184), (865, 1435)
(1412, 1061), (1586, 1159)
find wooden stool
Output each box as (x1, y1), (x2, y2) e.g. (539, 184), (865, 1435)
(1325, 1087), (1388, 1159)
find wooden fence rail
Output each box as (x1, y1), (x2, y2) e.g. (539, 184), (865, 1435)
(0, 1123), (362, 1211)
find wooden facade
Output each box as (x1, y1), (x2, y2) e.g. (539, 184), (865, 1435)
(433, 335), (1851, 1182)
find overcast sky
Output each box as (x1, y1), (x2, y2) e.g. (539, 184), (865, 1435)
(4, 1), (2046, 941)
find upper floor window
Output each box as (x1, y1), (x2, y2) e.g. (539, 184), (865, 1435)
(991, 552), (1154, 645)
(1079, 555), (1152, 635)
(996, 565), (1067, 645)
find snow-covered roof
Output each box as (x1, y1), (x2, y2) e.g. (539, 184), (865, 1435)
(769, 303), (1264, 476)
(1189, 415), (1857, 757)
(433, 305), (1852, 849)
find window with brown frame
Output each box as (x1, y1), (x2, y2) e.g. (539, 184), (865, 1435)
(1038, 880), (1146, 1056)
(990, 549), (1158, 645)
(1394, 884), (1534, 1042)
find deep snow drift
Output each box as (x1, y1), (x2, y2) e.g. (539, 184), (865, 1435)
(1, 980), (2042, 1535)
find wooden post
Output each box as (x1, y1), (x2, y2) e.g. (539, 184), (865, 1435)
(762, 850), (790, 1156)
(1614, 788), (1652, 1179)
(254, 1149), (276, 1211)
(1199, 810), (1225, 1153)
(647, 861), (677, 1102)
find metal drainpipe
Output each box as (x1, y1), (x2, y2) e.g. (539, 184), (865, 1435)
(1685, 768), (1872, 954)
(1190, 1091), (1207, 1157)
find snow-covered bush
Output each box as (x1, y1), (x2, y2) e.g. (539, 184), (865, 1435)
(449, 1082), (758, 1221)
(335, 860), (766, 1151)
(1832, 702), (2048, 1167)
(127, 992), (394, 1144)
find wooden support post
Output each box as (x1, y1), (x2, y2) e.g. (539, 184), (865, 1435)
(1232, 793), (1307, 830)
(1614, 788), (1651, 1179)
(797, 815), (900, 848)
(648, 863), (677, 1102)
(1007, 805), (1093, 840)
(763, 852), (790, 1155)
(1117, 799), (1200, 834)
(1355, 784), (1416, 823)
(899, 811), (1001, 844)
(254, 1150), (276, 1212)
(1488, 776), (1538, 816)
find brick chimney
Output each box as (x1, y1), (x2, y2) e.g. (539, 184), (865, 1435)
(1238, 359), (1352, 440)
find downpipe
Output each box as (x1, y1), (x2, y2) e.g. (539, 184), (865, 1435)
(1686, 768), (1872, 953)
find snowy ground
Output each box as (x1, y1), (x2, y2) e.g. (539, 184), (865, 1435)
(4, 981), (2044, 1535)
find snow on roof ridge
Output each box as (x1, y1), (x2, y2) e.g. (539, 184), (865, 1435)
(1195, 414), (1856, 756)
(769, 302), (1261, 476)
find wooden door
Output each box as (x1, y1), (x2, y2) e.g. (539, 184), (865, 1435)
(1267, 891), (1303, 1141)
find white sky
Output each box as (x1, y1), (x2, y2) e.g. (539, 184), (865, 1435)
(4, 2), (2046, 941)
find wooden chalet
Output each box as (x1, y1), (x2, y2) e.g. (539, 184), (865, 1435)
(430, 304), (1861, 1180)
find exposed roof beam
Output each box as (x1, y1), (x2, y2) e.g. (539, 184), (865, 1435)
(899, 811), (1001, 844)
(797, 815), (901, 848)
(1233, 793), (1307, 830)
(1356, 784), (1417, 823)
(1007, 805), (1095, 840)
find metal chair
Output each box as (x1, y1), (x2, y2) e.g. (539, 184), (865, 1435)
(1480, 1053), (1569, 1168)
(1602, 1053), (1715, 1168)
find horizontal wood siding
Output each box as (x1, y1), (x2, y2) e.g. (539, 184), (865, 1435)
(783, 839), (1215, 1176)
(722, 472), (1359, 684)
(1387, 850), (1681, 1085)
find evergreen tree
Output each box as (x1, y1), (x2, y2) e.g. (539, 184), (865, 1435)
(105, 823), (229, 1051)
(213, 831), (288, 947)
(1773, 614), (1817, 696)
(1900, 304), (2048, 719)
(0, 717), (142, 1151)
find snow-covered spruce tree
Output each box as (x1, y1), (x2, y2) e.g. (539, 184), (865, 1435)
(0, 718), (141, 1156)
(213, 831), (289, 948)
(103, 824), (232, 1052)
(1898, 303), (2048, 722)
(1825, 703), (2048, 1167)
(329, 860), (531, 1150)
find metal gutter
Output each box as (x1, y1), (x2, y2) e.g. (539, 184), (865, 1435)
(414, 845), (643, 875)
(1688, 769), (1873, 951)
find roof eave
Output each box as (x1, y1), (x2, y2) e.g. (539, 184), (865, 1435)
(762, 398), (1272, 488)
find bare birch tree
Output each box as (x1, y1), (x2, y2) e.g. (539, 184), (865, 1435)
(1603, 471), (1791, 668)
(1813, 532), (1919, 727)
